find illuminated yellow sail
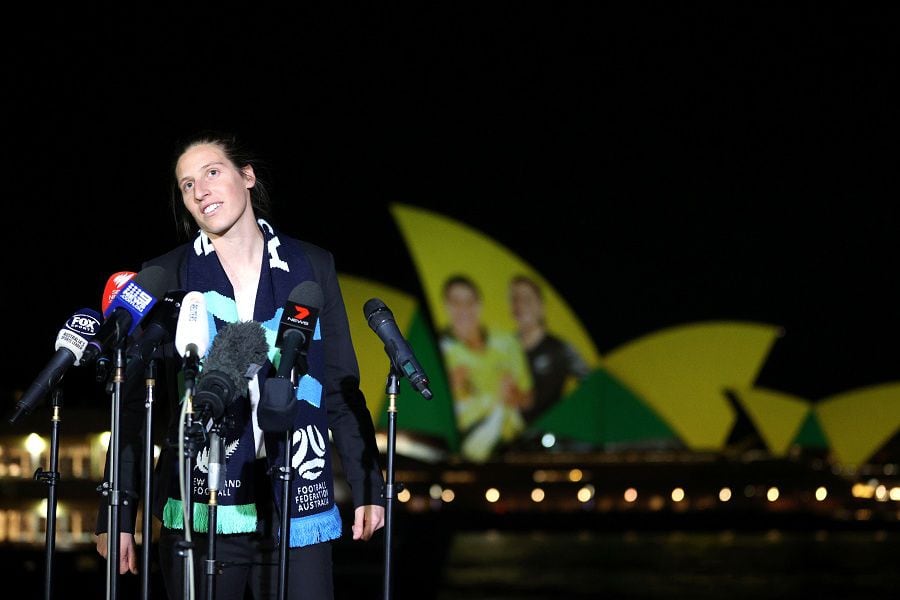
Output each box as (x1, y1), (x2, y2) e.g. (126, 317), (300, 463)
(732, 386), (812, 456)
(604, 322), (782, 450)
(814, 383), (900, 467)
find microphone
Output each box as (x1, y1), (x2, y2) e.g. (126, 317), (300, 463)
(81, 266), (171, 365)
(274, 281), (324, 378)
(174, 291), (209, 390)
(9, 308), (103, 423)
(193, 320), (269, 422)
(116, 289), (187, 398)
(207, 431), (225, 492)
(259, 282), (323, 432)
(127, 290), (187, 366)
(363, 298), (433, 400)
(100, 271), (136, 314)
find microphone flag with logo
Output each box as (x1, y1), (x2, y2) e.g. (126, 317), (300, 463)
(101, 271), (136, 314)
(260, 281), (323, 432)
(9, 308), (103, 423)
(81, 266), (171, 365)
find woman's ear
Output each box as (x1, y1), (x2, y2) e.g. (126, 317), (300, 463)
(242, 165), (256, 188)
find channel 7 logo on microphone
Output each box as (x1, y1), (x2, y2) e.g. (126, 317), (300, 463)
(288, 303), (314, 326)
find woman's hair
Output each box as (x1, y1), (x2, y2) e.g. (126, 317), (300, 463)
(509, 273), (547, 327)
(509, 273), (544, 301)
(442, 273), (481, 300)
(170, 130), (273, 239)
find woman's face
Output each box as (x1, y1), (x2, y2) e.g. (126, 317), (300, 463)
(176, 143), (256, 239)
(509, 281), (543, 330)
(444, 282), (481, 339)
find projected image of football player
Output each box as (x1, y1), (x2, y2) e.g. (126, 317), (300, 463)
(439, 274), (533, 462)
(509, 274), (591, 425)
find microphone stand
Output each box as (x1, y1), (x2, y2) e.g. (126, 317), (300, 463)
(140, 360), (158, 600)
(205, 428), (224, 600)
(101, 345), (127, 600)
(275, 363), (303, 600)
(178, 362), (205, 600)
(276, 422), (293, 600)
(381, 367), (401, 600)
(33, 387), (64, 600)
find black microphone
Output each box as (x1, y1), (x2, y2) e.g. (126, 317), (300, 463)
(274, 281), (324, 378)
(193, 320), (269, 423)
(9, 308), (103, 424)
(363, 298), (433, 400)
(126, 290), (186, 366)
(116, 290), (186, 399)
(259, 282), (324, 432)
(81, 265), (172, 365)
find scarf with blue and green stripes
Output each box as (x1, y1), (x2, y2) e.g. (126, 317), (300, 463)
(161, 218), (341, 547)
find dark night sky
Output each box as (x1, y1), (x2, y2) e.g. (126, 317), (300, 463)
(3, 4), (899, 419)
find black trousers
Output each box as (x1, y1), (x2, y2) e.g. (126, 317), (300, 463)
(158, 529), (333, 600)
(157, 460), (334, 600)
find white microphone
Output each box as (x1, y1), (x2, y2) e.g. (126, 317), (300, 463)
(174, 291), (209, 391)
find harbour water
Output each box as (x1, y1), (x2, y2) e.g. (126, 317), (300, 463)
(5, 525), (899, 599)
(425, 528), (900, 599)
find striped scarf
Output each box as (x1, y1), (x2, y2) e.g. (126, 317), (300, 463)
(161, 218), (341, 547)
